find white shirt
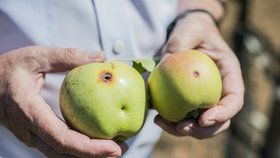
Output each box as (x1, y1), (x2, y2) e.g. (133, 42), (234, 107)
(0, 1), (178, 158)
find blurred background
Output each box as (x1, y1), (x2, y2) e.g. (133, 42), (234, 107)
(152, 0), (280, 158)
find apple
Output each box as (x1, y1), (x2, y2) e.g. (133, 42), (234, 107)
(60, 61), (148, 142)
(148, 50), (222, 122)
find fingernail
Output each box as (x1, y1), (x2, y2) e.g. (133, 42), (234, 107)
(182, 126), (191, 133)
(177, 121), (193, 134)
(178, 125), (191, 135)
(202, 120), (215, 127)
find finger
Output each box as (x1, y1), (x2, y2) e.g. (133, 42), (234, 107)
(18, 46), (105, 72)
(177, 119), (231, 139)
(154, 115), (184, 136)
(27, 95), (125, 157)
(198, 58), (244, 127)
(198, 92), (244, 127)
(28, 132), (78, 158)
(163, 20), (203, 54)
(164, 34), (201, 54)
(44, 48), (105, 72)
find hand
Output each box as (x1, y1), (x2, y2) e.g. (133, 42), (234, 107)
(154, 12), (244, 139)
(0, 46), (128, 158)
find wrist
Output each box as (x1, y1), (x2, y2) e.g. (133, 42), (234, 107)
(166, 9), (220, 41)
(178, 0), (226, 23)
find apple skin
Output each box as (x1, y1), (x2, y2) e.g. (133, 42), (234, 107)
(60, 62), (148, 142)
(148, 50), (222, 122)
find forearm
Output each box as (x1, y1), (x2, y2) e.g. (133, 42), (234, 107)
(177, 0), (227, 22)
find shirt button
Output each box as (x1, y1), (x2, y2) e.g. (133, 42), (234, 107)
(113, 40), (125, 55)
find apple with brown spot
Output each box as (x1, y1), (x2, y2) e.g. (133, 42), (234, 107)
(148, 50), (222, 122)
(60, 62), (148, 142)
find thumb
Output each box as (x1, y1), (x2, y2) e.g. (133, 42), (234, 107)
(19, 46), (105, 72)
(163, 25), (202, 54)
(44, 47), (105, 72)
(163, 33), (202, 54)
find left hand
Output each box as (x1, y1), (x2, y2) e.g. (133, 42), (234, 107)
(154, 12), (244, 139)
(0, 46), (127, 158)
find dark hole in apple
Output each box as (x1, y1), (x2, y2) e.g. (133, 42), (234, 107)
(121, 105), (126, 110)
(193, 70), (200, 77)
(101, 72), (112, 82)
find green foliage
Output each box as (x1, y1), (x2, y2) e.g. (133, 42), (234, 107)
(133, 58), (156, 74)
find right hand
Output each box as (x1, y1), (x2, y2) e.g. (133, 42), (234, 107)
(0, 46), (128, 158)
(155, 12), (244, 139)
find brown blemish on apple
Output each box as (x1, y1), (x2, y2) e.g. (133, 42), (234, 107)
(193, 70), (200, 77)
(99, 71), (113, 83)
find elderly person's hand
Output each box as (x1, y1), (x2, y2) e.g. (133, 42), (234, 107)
(0, 46), (127, 158)
(154, 11), (244, 139)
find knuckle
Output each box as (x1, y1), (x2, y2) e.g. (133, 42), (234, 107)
(213, 108), (225, 122)
(64, 48), (80, 60)
(221, 58), (231, 69)
(18, 46), (47, 71)
(164, 36), (183, 54)
(21, 52), (39, 68)
(218, 52), (229, 62)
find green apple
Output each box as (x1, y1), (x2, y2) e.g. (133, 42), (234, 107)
(60, 61), (148, 142)
(148, 50), (222, 122)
